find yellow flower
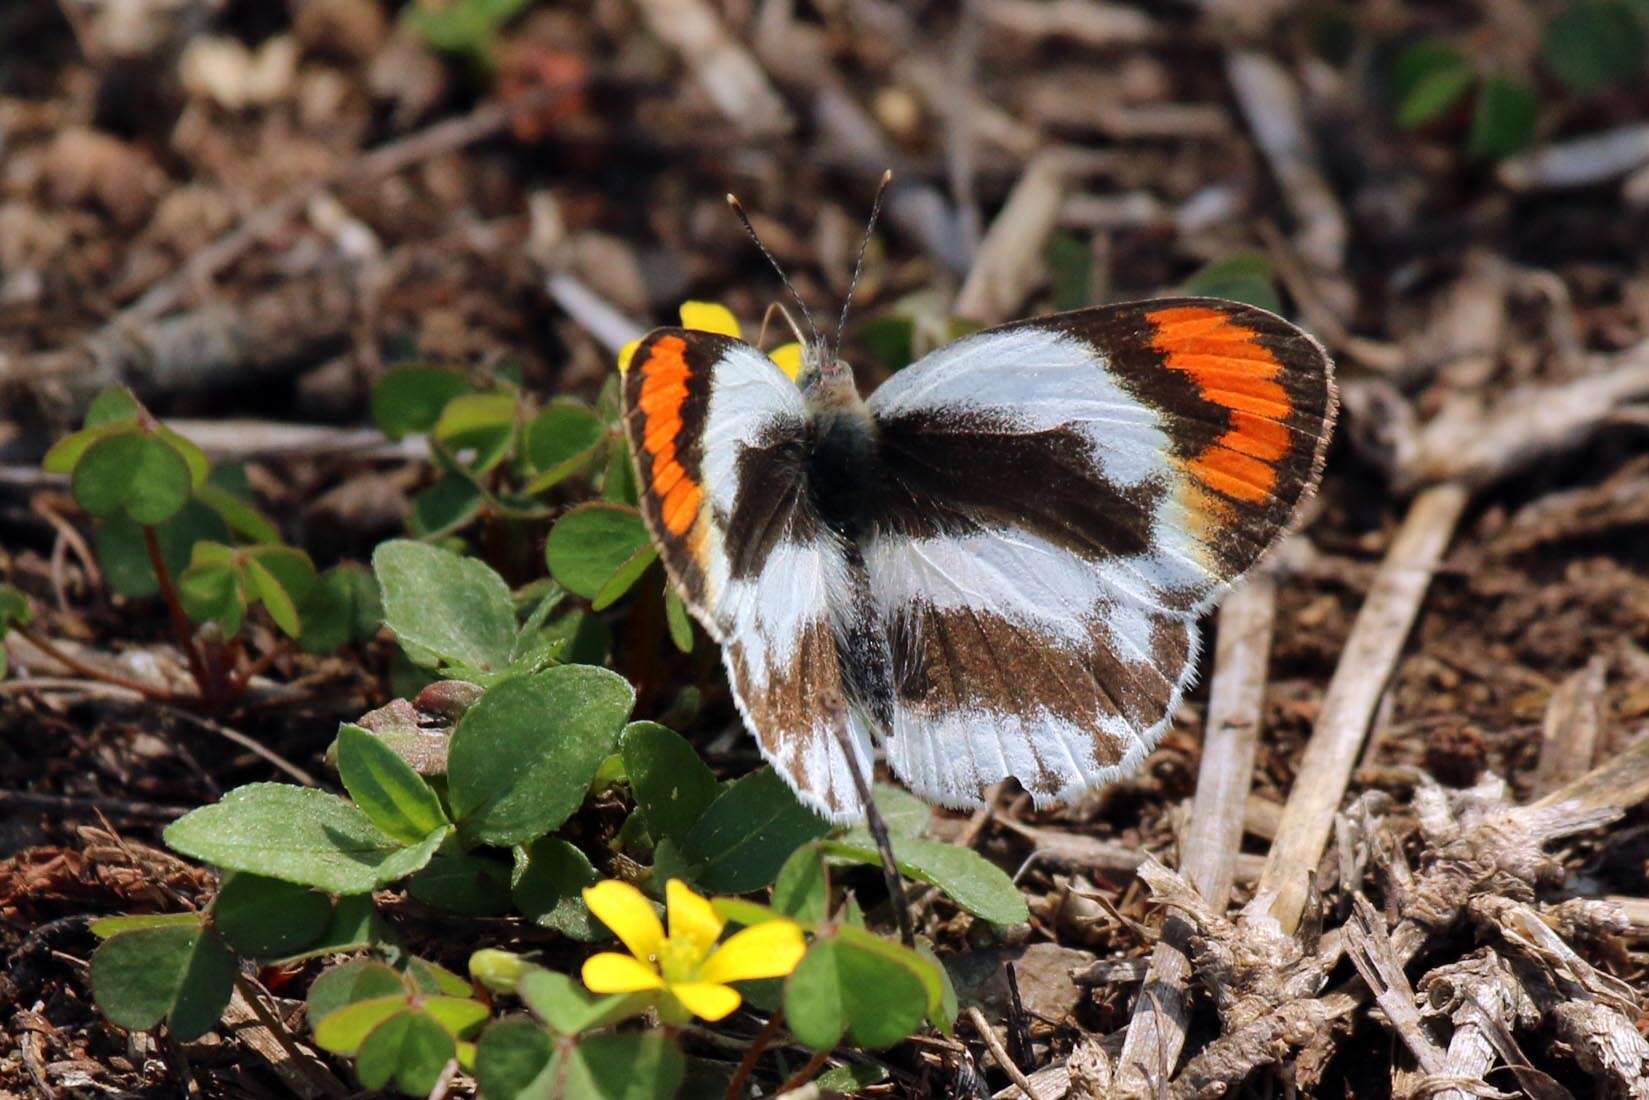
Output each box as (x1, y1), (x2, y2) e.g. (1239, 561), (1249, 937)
(617, 301), (803, 382)
(581, 879), (805, 1023)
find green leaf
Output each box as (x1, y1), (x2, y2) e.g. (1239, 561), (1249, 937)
(72, 431), (193, 525)
(42, 421), (125, 474)
(372, 365), (473, 440)
(1544, 1), (1646, 93)
(406, 0), (534, 59)
(1181, 252), (1282, 314)
(558, 1031), (685, 1100)
(822, 834), (1028, 926)
(373, 539), (517, 674)
(475, 1016), (555, 1100)
(194, 482), (281, 544)
(682, 768), (830, 893)
(212, 873), (333, 958)
(408, 957), (476, 998)
(313, 994), (406, 1054)
(337, 724), (450, 844)
(420, 994), (491, 1037)
(916, 942), (958, 1033)
(1468, 76), (1539, 160)
(242, 550), (312, 638)
(511, 836), (604, 939)
(356, 1009), (455, 1095)
(297, 563), (383, 654)
(177, 558), (246, 635)
(307, 959), (406, 1026)
(663, 587), (694, 652)
(518, 969), (651, 1035)
(523, 399), (607, 492)
(164, 784), (448, 894)
(600, 444), (639, 505)
(545, 503), (652, 601)
(591, 544), (658, 611)
(276, 894), (390, 963)
(85, 387), (143, 427)
(783, 929), (930, 1050)
(408, 845), (515, 916)
(618, 722), (719, 848)
(355, 1009), (460, 1095)
(96, 502), (229, 599)
(90, 924), (236, 1041)
(409, 474), (485, 538)
(815, 1062), (890, 1092)
(156, 428), (210, 491)
(772, 844), (830, 926)
(433, 391), (518, 474)
(90, 912), (200, 938)
(0, 584), (33, 630)
(447, 665), (635, 846)
(1392, 40), (1475, 128)
(871, 783), (931, 839)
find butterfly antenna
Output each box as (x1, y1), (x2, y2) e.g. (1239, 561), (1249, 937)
(834, 169), (892, 359)
(726, 193), (823, 352)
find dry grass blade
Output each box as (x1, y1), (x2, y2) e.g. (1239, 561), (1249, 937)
(1116, 575), (1276, 1092)
(1256, 482), (1469, 934)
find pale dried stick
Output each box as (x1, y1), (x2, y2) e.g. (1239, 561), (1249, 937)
(1532, 655), (1606, 797)
(545, 272), (648, 355)
(1255, 482), (1470, 934)
(1225, 52), (1347, 281)
(1116, 575), (1276, 1092)
(1498, 122), (1649, 191)
(981, 0), (1155, 45)
(965, 1006), (1045, 1100)
(1400, 341), (1649, 492)
(954, 151), (1069, 326)
(633, 0), (793, 137)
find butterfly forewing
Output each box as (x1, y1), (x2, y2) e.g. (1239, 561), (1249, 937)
(620, 328), (877, 819)
(861, 297), (1334, 809)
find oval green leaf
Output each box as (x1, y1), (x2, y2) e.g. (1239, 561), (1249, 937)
(337, 724), (450, 844)
(164, 783), (448, 894)
(544, 503), (652, 601)
(447, 665), (635, 846)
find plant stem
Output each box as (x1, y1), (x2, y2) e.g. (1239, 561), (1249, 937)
(831, 723), (915, 948)
(725, 1011), (786, 1100)
(223, 635), (289, 701)
(776, 1050), (831, 1095)
(11, 625), (178, 702)
(141, 525), (215, 706)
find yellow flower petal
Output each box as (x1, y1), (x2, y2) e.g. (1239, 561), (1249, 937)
(617, 337), (641, 375)
(665, 879), (724, 958)
(668, 981), (742, 1022)
(769, 343), (803, 381)
(582, 881), (664, 965)
(697, 919), (806, 985)
(582, 952), (665, 994)
(678, 301), (741, 339)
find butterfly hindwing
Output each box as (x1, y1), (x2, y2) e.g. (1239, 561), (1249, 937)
(621, 328), (877, 818)
(861, 298), (1335, 809)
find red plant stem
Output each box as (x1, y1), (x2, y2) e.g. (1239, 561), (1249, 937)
(141, 525), (215, 705)
(224, 636), (289, 700)
(724, 1011), (786, 1100)
(12, 626), (177, 702)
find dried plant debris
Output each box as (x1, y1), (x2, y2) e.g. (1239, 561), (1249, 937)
(5, 0), (1649, 1096)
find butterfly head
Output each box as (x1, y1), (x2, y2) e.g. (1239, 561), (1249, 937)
(797, 346), (865, 417)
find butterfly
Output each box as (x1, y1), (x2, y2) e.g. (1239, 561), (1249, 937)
(620, 205), (1335, 824)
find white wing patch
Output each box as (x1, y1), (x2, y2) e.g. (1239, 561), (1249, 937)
(869, 327), (1174, 490)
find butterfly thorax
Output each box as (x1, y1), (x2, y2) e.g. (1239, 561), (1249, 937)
(802, 362), (879, 541)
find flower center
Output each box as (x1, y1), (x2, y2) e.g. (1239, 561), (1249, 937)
(656, 936), (707, 984)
